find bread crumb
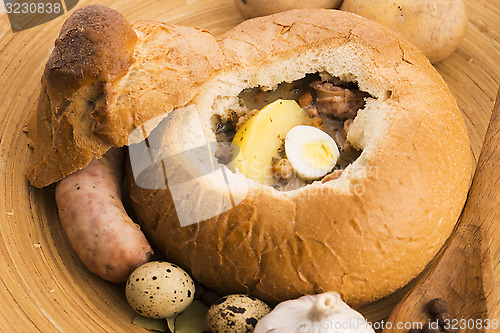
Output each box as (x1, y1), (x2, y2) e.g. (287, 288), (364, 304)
(33, 243), (41, 249)
(6, 211), (13, 216)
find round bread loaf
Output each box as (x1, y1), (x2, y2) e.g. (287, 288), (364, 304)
(127, 9), (472, 306)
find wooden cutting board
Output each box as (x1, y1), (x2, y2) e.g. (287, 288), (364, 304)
(0, 0), (498, 331)
(383, 88), (500, 333)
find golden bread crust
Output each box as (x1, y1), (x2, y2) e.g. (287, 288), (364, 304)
(26, 4), (137, 188)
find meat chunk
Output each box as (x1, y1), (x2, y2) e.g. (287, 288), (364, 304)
(310, 81), (369, 119)
(322, 170), (343, 183)
(298, 92), (313, 108)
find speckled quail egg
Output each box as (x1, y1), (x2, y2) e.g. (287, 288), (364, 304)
(206, 294), (271, 332)
(125, 261), (195, 318)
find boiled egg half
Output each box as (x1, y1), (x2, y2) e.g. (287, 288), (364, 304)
(285, 125), (340, 180)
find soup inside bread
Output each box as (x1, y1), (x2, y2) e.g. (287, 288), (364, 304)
(210, 72), (373, 191)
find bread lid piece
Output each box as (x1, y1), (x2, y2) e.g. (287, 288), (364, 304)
(26, 5), (224, 188)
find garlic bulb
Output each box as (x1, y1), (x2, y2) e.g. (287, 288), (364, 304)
(254, 292), (375, 333)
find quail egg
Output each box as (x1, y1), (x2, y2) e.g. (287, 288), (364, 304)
(125, 261), (195, 318)
(206, 294), (271, 332)
(285, 125), (340, 180)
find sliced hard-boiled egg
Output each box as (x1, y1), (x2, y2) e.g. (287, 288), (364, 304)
(285, 125), (340, 180)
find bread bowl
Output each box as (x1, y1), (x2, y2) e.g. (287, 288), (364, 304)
(126, 9), (472, 306)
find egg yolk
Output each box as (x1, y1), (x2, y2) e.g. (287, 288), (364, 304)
(302, 140), (336, 168)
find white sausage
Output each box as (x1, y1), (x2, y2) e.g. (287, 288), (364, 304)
(55, 148), (153, 282)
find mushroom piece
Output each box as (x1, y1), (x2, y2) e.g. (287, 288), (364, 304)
(254, 292), (375, 333)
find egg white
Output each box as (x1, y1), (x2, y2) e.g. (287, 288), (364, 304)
(284, 125), (340, 180)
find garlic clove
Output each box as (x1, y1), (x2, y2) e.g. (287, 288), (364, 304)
(254, 292), (375, 333)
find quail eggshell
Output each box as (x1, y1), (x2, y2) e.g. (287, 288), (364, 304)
(206, 294), (271, 332)
(126, 261), (195, 319)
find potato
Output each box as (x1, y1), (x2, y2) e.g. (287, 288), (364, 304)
(228, 100), (308, 185)
(234, 0), (343, 19)
(340, 0), (468, 63)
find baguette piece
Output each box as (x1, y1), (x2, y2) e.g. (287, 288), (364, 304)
(26, 5), (224, 188)
(128, 9), (472, 306)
